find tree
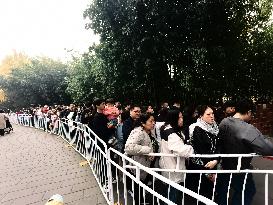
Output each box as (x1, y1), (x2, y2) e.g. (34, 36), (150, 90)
(0, 51), (31, 76)
(0, 57), (71, 109)
(66, 50), (108, 103)
(84, 0), (273, 105)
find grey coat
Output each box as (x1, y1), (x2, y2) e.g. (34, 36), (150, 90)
(219, 117), (273, 169)
(124, 126), (154, 180)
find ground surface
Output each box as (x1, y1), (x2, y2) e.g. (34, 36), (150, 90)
(0, 125), (106, 205)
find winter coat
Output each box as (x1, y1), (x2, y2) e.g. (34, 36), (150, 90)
(124, 126), (154, 180)
(122, 117), (134, 147)
(219, 117), (273, 170)
(159, 125), (193, 183)
(0, 113), (7, 129)
(189, 126), (220, 168)
(116, 123), (124, 152)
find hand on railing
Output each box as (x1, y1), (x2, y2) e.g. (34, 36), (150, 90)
(204, 160), (218, 169)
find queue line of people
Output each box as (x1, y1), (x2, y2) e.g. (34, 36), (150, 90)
(12, 98), (273, 205)
(121, 99), (273, 205)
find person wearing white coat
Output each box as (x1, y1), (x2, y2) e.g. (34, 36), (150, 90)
(159, 109), (194, 204)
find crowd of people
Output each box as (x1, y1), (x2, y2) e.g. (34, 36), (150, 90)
(7, 98), (273, 205)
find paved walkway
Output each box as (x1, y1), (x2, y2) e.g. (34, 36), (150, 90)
(0, 125), (106, 205)
(1, 124), (272, 205)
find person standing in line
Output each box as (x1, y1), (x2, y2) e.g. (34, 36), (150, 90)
(124, 113), (156, 204)
(182, 105), (198, 144)
(215, 100), (236, 124)
(159, 109), (194, 204)
(145, 105), (155, 115)
(92, 98), (112, 145)
(121, 102), (131, 122)
(49, 109), (59, 134)
(91, 98), (115, 187)
(216, 99), (273, 205)
(157, 102), (169, 122)
(122, 105), (141, 152)
(223, 100), (236, 117)
(186, 105), (220, 204)
(0, 109), (8, 136)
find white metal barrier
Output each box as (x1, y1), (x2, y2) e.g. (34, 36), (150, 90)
(146, 152), (272, 205)
(13, 114), (112, 203)
(107, 148), (217, 205)
(58, 118), (111, 203)
(13, 114), (273, 205)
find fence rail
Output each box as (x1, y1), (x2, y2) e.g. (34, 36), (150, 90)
(10, 113), (273, 205)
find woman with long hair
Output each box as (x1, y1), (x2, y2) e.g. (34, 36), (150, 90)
(159, 109), (194, 204)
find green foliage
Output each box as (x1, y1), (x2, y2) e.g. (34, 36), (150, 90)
(75, 0), (273, 104)
(0, 57), (71, 108)
(66, 49), (108, 103)
(3, 1), (272, 108)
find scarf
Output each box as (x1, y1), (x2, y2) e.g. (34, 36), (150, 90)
(189, 118), (219, 139)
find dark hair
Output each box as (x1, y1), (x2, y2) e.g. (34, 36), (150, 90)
(0, 109), (4, 113)
(93, 98), (104, 106)
(223, 100), (236, 109)
(235, 99), (255, 115)
(183, 105), (196, 117)
(134, 113), (153, 128)
(106, 98), (115, 104)
(157, 107), (168, 122)
(196, 105), (213, 117)
(130, 105), (141, 111)
(162, 109), (181, 132)
(142, 105), (153, 112)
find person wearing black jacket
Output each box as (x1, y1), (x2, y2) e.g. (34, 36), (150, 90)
(91, 98), (114, 187)
(186, 105), (220, 204)
(92, 98), (112, 146)
(216, 99), (273, 205)
(121, 105), (141, 152)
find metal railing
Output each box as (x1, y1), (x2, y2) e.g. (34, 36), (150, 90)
(11, 113), (273, 205)
(146, 152), (272, 205)
(12, 114), (111, 203)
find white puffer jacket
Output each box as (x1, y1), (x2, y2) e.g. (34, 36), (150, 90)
(159, 125), (194, 183)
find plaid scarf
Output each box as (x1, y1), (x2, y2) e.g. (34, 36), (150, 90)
(189, 118), (219, 139)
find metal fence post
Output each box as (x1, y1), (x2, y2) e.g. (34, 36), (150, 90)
(107, 149), (114, 204)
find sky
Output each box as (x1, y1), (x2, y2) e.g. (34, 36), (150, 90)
(0, 0), (100, 63)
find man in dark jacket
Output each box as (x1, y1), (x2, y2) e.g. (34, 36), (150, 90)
(216, 99), (273, 205)
(121, 105), (141, 152)
(92, 98), (112, 147)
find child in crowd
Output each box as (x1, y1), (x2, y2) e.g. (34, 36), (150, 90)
(103, 98), (120, 129)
